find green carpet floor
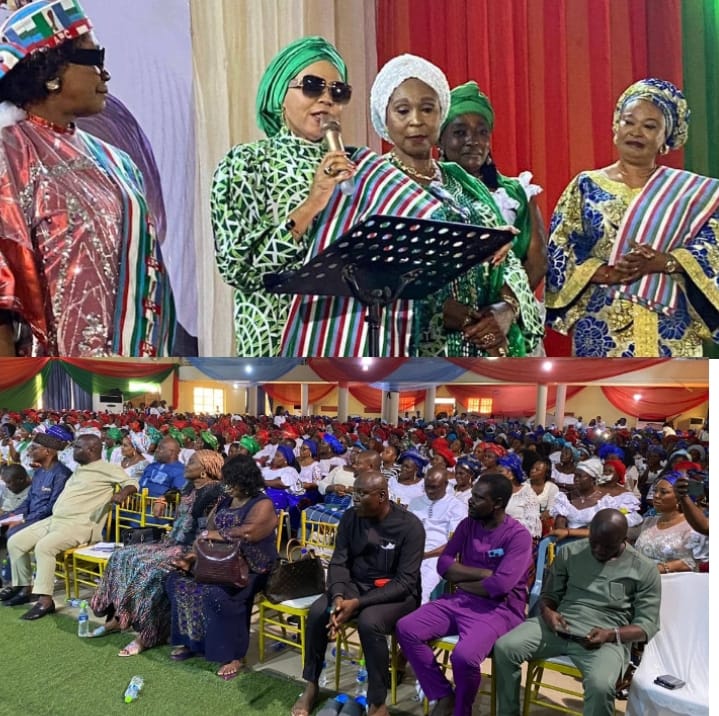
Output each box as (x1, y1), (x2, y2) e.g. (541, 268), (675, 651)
(0, 602), (306, 716)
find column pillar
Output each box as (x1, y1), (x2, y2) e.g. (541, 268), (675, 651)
(535, 384), (548, 427)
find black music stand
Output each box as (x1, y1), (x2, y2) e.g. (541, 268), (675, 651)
(264, 214), (514, 356)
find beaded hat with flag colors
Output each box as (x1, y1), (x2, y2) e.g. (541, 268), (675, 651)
(0, 0), (92, 80)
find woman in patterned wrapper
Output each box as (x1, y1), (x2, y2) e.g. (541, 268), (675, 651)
(545, 78), (719, 357)
(368, 55), (544, 357)
(0, 0), (174, 356)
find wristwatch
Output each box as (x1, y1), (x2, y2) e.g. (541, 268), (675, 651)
(614, 627), (622, 646)
(664, 255), (678, 273)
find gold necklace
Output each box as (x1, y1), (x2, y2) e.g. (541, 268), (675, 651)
(389, 151), (438, 182)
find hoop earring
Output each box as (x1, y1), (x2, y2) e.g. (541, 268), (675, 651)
(485, 152), (493, 166)
(45, 78), (61, 92)
(200, 470), (207, 479)
(660, 144), (669, 155)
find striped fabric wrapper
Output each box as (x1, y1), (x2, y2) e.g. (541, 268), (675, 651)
(608, 166), (719, 314)
(78, 131), (174, 356)
(279, 147), (444, 357)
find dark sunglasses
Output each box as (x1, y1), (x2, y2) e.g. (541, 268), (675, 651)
(68, 47), (105, 67)
(287, 74), (352, 104)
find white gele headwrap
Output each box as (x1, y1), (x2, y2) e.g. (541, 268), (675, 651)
(370, 53), (450, 142)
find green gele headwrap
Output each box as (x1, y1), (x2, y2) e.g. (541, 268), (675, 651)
(441, 81), (494, 136)
(106, 427), (123, 442)
(146, 426), (162, 445)
(255, 35), (347, 137)
(239, 435), (260, 456)
(201, 430), (219, 450)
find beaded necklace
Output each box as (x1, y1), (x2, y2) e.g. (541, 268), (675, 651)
(27, 112), (76, 135)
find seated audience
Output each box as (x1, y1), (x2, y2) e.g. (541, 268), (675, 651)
(291, 471), (424, 716)
(450, 456), (481, 506)
(496, 454), (542, 539)
(634, 472), (708, 572)
(165, 455), (277, 679)
(397, 473), (533, 716)
(139, 437), (187, 498)
(407, 466), (466, 603)
(390, 450), (428, 506)
(493, 509), (661, 716)
(2, 435), (137, 619)
(88, 450), (224, 655)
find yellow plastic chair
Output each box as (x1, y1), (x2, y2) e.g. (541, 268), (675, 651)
(333, 624), (401, 705)
(52, 503), (115, 600)
(114, 488), (147, 541)
(257, 514), (338, 663)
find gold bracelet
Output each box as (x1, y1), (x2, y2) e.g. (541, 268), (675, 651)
(664, 255), (678, 273)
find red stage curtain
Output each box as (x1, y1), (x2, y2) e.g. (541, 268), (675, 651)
(447, 357), (666, 383)
(307, 358), (407, 385)
(601, 386), (708, 420)
(262, 383), (335, 406)
(446, 384), (583, 417)
(0, 358), (50, 390)
(348, 385), (423, 413)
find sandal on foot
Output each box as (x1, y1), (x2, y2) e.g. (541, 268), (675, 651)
(170, 646), (196, 661)
(217, 661), (245, 681)
(118, 640), (144, 657)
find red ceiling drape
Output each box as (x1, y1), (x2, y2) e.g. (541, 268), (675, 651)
(601, 386), (709, 420)
(348, 385), (425, 413)
(446, 384), (584, 416)
(60, 358), (177, 378)
(307, 358), (407, 385)
(0, 358), (50, 390)
(262, 383), (335, 406)
(447, 357), (667, 383)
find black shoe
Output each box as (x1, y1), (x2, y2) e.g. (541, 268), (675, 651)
(0, 586), (22, 601)
(20, 601), (56, 620)
(3, 591), (31, 606)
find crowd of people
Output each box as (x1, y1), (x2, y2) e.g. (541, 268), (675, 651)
(0, 402), (709, 714)
(0, 1), (716, 357)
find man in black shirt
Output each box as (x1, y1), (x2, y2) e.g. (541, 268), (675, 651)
(292, 470), (425, 716)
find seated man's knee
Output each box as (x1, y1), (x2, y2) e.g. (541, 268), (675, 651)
(583, 660), (621, 697)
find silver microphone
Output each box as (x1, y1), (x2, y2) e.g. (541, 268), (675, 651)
(322, 118), (354, 196)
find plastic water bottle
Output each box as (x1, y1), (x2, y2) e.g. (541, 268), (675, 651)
(318, 660), (330, 687)
(316, 693), (349, 716)
(124, 675), (144, 703)
(354, 658), (368, 698)
(77, 600), (89, 637)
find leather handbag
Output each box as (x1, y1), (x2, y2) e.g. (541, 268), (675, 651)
(193, 539), (249, 589)
(121, 526), (164, 545)
(264, 539), (326, 604)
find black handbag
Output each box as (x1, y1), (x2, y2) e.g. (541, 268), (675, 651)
(264, 539), (325, 604)
(121, 526), (164, 545)
(193, 539), (250, 589)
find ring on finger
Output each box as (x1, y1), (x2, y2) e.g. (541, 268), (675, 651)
(323, 164), (335, 177)
(481, 332), (496, 346)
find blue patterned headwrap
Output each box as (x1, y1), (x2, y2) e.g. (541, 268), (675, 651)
(498, 453), (525, 484)
(456, 455), (482, 478)
(399, 449), (429, 477)
(613, 78), (690, 150)
(302, 439), (318, 458)
(598, 444), (625, 461)
(276, 444), (296, 466)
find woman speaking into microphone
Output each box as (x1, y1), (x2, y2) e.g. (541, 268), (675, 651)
(211, 36), (356, 357)
(213, 37), (452, 357)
